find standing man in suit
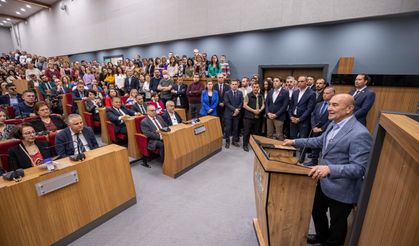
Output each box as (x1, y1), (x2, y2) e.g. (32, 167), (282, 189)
(306, 87), (335, 166)
(265, 77), (289, 140)
(349, 74), (376, 126)
(288, 76), (316, 162)
(223, 80), (243, 148)
(124, 70), (139, 95)
(55, 114), (99, 158)
(162, 100), (182, 126)
(140, 104), (168, 167)
(132, 94), (148, 115)
(106, 96), (137, 135)
(283, 94), (372, 245)
(307, 75), (316, 91)
(214, 74), (230, 130)
(171, 76), (188, 109)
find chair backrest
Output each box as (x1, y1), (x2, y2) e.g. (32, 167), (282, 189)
(6, 106), (15, 119)
(23, 116), (39, 123)
(121, 95), (129, 104)
(5, 118), (23, 125)
(65, 92), (73, 104)
(0, 139), (22, 171)
(134, 115), (146, 133)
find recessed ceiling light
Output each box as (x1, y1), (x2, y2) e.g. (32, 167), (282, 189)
(0, 4), (2, 7)
(1, 0), (6, 3)
(2, 20), (7, 23)
(26, 4), (31, 8)
(0, 23), (4, 26)
(16, 11), (21, 15)
(6, 18), (10, 21)
(20, 8), (26, 12)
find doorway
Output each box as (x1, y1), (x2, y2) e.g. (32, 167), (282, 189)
(258, 64), (328, 81)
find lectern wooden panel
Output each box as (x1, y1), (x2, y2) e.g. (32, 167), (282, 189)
(0, 145), (137, 246)
(350, 113), (419, 245)
(250, 135), (316, 246)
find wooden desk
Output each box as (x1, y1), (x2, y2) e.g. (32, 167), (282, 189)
(75, 100), (87, 125)
(250, 135), (316, 246)
(98, 107), (111, 144)
(161, 116), (222, 178)
(0, 145), (137, 246)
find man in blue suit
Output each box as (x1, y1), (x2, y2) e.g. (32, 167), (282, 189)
(349, 74), (375, 126)
(288, 76), (316, 162)
(55, 114), (99, 158)
(284, 94), (373, 245)
(306, 87), (335, 166)
(223, 80), (243, 148)
(265, 77), (289, 140)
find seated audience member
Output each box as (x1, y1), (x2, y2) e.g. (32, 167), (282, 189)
(91, 84), (104, 100)
(85, 90), (103, 121)
(0, 83), (22, 106)
(72, 82), (87, 113)
(125, 88), (139, 105)
(0, 81), (8, 96)
(148, 92), (165, 113)
(14, 90), (37, 118)
(8, 123), (53, 170)
(0, 109), (15, 140)
(31, 101), (66, 134)
(132, 94), (148, 115)
(162, 100), (182, 126)
(242, 83), (265, 152)
(199, 80), (218, 116)
(39, 74), (57, 98)
(55, 114), (99, 158)
(106, 96), (137, 135)
(55, 78), (71, 95)
(104, 88), (119, 107)
(171, 76), (188, 108)
(140, 104), (167, 167)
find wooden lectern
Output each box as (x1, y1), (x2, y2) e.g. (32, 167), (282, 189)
(250, 135), (317, 246)
(349, 112), (419, 245)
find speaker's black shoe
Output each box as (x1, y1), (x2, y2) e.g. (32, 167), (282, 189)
(243, 146), (249, 152)
(225, 142), (230, 149)
(232, 142), (240, 147)
(141, 162), (151, 168)
(307, 234), (322, 244)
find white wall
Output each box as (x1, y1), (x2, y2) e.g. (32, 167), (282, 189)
(0, 27), (13, 54)
(11, 0), (419, 57)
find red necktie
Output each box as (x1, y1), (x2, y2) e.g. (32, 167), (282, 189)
(153, 117), (161, 130)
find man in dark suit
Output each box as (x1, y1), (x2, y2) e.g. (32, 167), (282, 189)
(132, 94), (148, 115)
(306, 87), (335, 166)
(124, 70), (139, 94)
(265, 77), (289, 140)
(171, 77), (188, 109)
(140, 104), (168, 167)
(284, 94), (372, 245)
(0, 83), (22, 106)
(214, 74), (230, 130)
(307, 75), (316, 91)
(288, 76), (316, 163)
(223, 80), (243, 148)
(349, 74), (376, 126)
(72, 82), (87, 113)
(314, 78), (327, 104)
(162, 100), (182, 126)
(55, 114), (99, 158)
(106, 96), (137, 135)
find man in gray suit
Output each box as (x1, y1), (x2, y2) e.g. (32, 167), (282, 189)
(284, 94), (372, 245)
(140, 104), (168, 168)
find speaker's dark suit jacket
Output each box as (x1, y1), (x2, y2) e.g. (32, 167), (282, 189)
(55, 127), (99, 158)
(349, 87), (375, 126)
(140, 115), (168, 150)
(265, 88), (289, 121)
(288, 88), (316, 123)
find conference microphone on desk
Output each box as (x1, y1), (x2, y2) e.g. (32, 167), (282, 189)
(40, 139), (86, 162)
(182, 118), (201, 125)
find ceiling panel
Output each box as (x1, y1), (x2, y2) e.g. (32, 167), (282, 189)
(0, 0), (59, 27)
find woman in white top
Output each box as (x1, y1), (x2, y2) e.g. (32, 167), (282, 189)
(167, 56), (179, 78)
(114, 66), (126, 90)
(142, 74), (152, 101)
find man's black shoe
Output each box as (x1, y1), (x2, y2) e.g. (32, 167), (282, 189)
(307, 234), (321, 244)
(232, 142), (240, 147)
(243, 146), (249, 152)
(141, 163), (151, 168)
(225, 142), (230, 149)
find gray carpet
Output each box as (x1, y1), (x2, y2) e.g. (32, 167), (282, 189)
(70, 141), (260, 246)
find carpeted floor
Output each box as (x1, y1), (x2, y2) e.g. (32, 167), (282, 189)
(70, 141), (261, 246)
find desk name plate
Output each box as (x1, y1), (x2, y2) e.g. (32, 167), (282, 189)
(194, 125), (206, 135)
(35, 170), (79, 196)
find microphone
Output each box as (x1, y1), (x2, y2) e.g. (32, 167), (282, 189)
(295, 121), (321, 165)
(40, 139), (86, 161)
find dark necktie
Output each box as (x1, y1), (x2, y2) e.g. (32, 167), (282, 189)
(139, 104), (146, 114)
(219, 84), (223, 95)
(76, 134), (86, 153)
(320, 102), (328, 115)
